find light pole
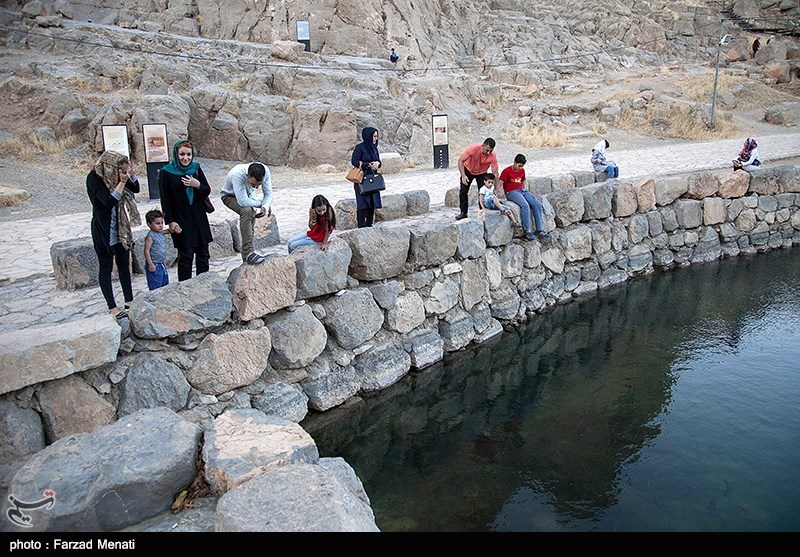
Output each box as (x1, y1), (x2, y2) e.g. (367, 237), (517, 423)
(710, 22), (731, 129)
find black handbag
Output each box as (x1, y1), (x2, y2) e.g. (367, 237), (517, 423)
(359, 172), (385, 194)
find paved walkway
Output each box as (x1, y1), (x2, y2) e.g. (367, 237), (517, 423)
(0, 132), (798, 334)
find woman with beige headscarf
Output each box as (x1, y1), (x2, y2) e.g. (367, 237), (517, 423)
(87, 150), (141, 318)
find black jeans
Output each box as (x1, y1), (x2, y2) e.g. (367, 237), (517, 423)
(357, 208), (375, 228)
(177, 244), (210, 281)
(97, 242), (133, 310)
(459, 169), (488, 216)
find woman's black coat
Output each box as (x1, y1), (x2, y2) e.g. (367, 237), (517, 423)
(86, 170), (140, 254)
(158, 166), (213, 250)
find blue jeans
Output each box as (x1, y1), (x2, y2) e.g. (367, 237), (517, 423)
(146, 262), (169, 291)
(505, 189), (544, 233)
(288, 233), (322, 253)
(484, 197), (510, 213)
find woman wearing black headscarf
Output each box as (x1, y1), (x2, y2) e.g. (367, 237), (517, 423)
(350, 127), (382, 228)
(158, 139), (213, 281)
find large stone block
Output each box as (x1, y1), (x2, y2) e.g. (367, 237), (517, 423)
(341, 224), (410, 281)
(547, 188), (584, 227)
(0, 314), (120, 396)
(686, 172), (720, 200)
(291, 238), (352, 300)
(202, 409), (318, 495)
(5, 408), (201, 532)
(404, 189), (430, 216)
(407, 219), (459, 268)
(581, 183), (614, 220)
(334, 198), (358, 231)
(37, 375), (116, 443)
(375, 193), (407, 223)
(50, 237), (99, 291)
(266, 304), (327, 370)
(228, 255), (296, 321)
(187, 328), (271, 395)
(216, 463), (379, 532)
(320, 288), (384, 350)
(0, 400), (45, 462)
(130, 271), (233, 339)
(379, 152), (404, 174)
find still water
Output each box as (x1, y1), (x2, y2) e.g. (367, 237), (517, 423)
(303, 248), (800, 532)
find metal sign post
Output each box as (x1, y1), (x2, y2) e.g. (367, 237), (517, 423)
(432, 114), (449, 169)
(141, 123), (169, 200)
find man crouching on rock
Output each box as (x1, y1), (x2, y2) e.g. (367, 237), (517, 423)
(221, 162), (273, 265)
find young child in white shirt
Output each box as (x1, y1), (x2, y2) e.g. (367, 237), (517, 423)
(478, 174), (519, 226)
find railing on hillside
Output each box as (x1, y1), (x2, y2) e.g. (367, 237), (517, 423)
(708, 0), (800, 37)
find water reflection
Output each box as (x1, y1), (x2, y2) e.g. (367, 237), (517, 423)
(302, 249), (800, 532)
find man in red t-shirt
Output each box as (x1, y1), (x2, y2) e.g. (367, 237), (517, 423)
(456, 138), (498, 219)
(498, 153), (549, 240)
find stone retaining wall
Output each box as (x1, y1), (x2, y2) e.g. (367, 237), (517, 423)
(2, 164), (799, 531)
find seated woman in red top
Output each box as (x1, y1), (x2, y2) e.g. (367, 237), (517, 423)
(287, 195), (337, 253)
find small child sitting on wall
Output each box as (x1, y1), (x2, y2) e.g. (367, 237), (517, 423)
(478, 173), (520, 227)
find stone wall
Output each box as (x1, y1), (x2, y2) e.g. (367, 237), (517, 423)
(1, 163), (799, 531)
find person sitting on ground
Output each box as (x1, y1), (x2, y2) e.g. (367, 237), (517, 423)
(591, 139), (620, 179)
(220, 162), (273, 265)
(389, 48), (399, 65)
(732, 137), (761, 172)
(143, 208), (172, 291)
(478, 173), (519, 227)
(498, 153), (550, 241)
(287, 195), (336, 253)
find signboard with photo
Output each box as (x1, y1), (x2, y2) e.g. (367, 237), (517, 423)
(142, 123), (169, 163)
(431, 114), (449, 169)
(296, 20), (311, 51)
(101, 124), (130, 159)
(432, 114), (448, 146)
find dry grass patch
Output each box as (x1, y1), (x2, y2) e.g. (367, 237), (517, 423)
(676, 73), (795, 110)
(0, 135), (96, 171)
(0, 137), (40, 162)
(510, 124), (570, 149)
(615, 104), (739, 140)
(29, 134), (81, 154)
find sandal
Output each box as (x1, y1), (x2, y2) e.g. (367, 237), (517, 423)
(113, 310), (128, 320)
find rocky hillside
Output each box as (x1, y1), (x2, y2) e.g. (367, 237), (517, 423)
(0, 0), (798, 170)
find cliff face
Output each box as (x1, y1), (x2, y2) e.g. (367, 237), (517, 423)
(0, 0), (797, 168)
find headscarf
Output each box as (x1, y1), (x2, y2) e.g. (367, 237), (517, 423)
(93, 150), (140, 250)
(361, 127), (380, 162)
(161, 139), (200, 176)
(592, 139), (608, 154)
(739, 138), (757, 160)
(161, 139), (200, 204)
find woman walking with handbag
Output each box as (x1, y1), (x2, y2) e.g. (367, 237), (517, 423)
(350, 127), (383, 228)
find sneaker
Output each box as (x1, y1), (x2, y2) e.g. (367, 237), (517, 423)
(535, 230), (551, 239)
(455, 213), (468, 220)
(246, 252), (267, 265)
(525, 232), (536, 241)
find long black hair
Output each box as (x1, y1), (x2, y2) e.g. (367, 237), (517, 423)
(312, 194), (336, 230)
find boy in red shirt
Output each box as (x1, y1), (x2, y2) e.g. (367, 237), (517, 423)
(456, 138), (498, 220)
(498, 153), (549, 241)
